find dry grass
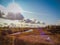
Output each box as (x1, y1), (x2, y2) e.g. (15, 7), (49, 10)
(0, 27), (60, 45)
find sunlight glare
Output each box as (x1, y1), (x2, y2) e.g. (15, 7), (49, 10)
(7, 3), (23, 14)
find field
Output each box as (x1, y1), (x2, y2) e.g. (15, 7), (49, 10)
(0, 26), (60, 45)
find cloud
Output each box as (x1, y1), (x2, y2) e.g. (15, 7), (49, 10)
(6, 12), (24, 20)
(24, 19), (32, 23)
(23, 10), (41, 15)
(0, 5), (6, 11)
(56, 20), (60, 25)
(22, 10), (47, 16)
(0, 5), (45, 25)
(0, 5), (7, 18)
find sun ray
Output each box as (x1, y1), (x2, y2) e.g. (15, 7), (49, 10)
(13, 0), (15, 3)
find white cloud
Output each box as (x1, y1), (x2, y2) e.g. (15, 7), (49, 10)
(56, 20), (60, 25)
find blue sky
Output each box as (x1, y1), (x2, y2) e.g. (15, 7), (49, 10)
(0, 0), (60, 24)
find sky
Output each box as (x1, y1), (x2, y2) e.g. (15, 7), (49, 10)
(0, 0), (60, 25)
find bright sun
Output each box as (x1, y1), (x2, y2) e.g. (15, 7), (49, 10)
(7, 3), (23, 14)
